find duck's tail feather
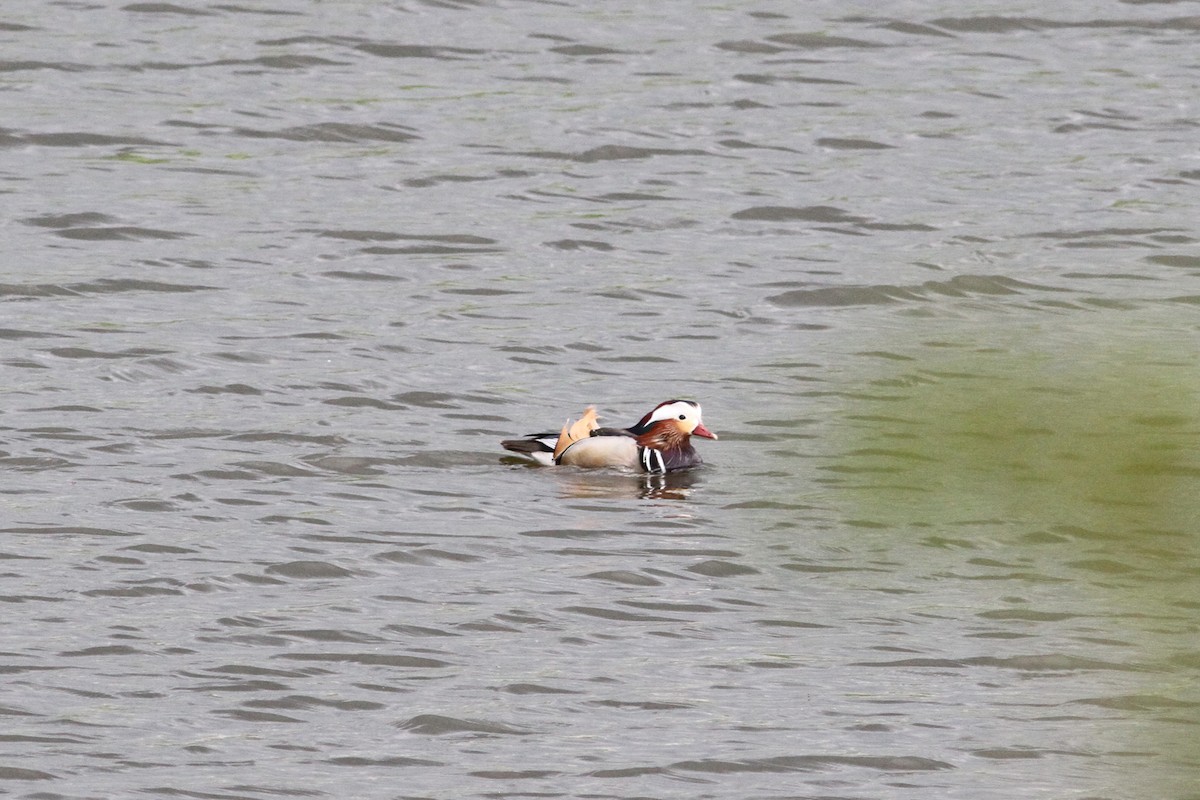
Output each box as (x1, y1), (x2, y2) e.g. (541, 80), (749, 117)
(501, 435), (555, 454)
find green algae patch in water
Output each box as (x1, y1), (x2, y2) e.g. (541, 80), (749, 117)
(830, 339), (1200, 534)
(826, 334), (1200, 800)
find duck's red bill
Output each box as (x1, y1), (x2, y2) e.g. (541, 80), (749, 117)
(693, 423), (718, 440)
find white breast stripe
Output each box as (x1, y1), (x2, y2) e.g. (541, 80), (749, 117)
(640, 447), (665, 473)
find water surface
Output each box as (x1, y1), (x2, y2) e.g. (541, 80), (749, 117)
(2, 1), (1199, 798)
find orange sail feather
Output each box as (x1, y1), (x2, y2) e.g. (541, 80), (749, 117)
(551, 406), (599, 462)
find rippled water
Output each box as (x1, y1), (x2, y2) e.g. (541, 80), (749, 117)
(3, 1), (1199, 798)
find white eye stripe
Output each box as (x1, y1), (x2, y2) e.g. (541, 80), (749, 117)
(649, 401), (700, 424)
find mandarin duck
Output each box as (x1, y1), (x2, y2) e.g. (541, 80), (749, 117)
(501, 399), (717, 473)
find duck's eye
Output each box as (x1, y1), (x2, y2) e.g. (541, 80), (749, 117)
(678, 414), (686, 420)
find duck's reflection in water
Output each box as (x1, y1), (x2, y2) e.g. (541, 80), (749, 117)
(554, 467), (703, 501)
(501, 456), (706, 500)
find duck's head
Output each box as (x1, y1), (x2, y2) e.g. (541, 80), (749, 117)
(632, 399), (718, 442)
